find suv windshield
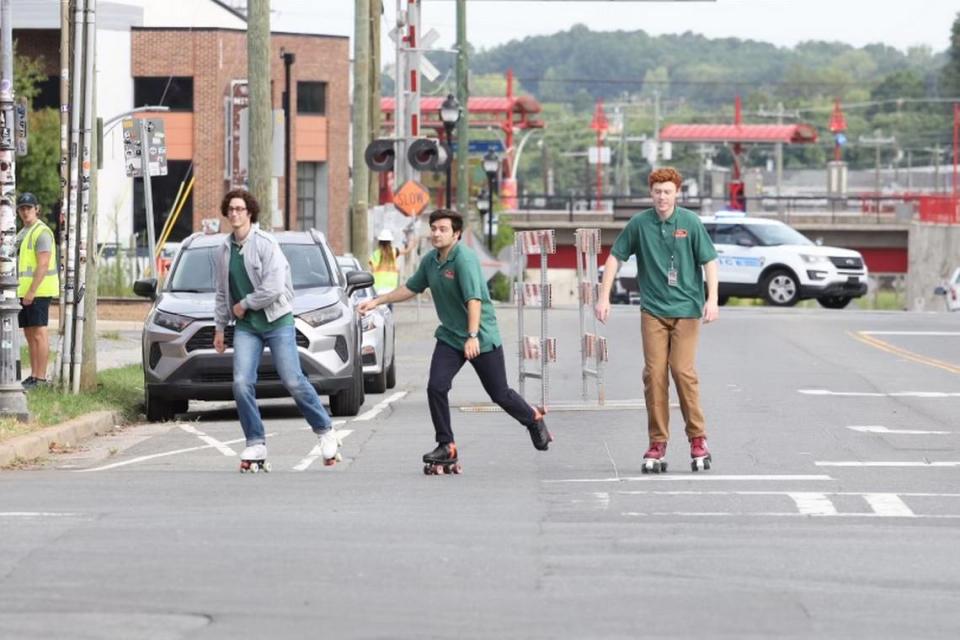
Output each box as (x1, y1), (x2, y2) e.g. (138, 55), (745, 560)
(168, 243), (334, 293)
(749, 222), (813, 247)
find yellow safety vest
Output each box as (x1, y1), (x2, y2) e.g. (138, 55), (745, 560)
(18, 221), (59, 298)
(370, 248), (400, 292)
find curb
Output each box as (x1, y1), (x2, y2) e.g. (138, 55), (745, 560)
(0, 410), (123, 468)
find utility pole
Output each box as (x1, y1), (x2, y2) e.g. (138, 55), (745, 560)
(859, 132), (896, 193)
(352, 0), (370, 260)
(247, 0), (271, 212)
(0, 0), (28, 418)
(652, 89), (660, 170)
(775, 102), (784, 213)
(456, 0), (470, 222)
(368, 0), (381, 207)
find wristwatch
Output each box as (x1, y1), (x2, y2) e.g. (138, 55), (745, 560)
(468, 331), (479, 339)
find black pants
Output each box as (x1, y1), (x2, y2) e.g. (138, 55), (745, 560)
(427, 341), (537, 444)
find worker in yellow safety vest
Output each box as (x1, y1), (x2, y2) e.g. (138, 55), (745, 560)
(368, 228), (414, 295)
(16, 192), (59, 389)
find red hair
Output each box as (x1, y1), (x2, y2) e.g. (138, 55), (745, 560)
(648, 167), (683, 190)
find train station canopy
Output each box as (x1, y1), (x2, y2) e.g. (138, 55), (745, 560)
(659, 123), (818, 144)
(381, 96), (545, 131)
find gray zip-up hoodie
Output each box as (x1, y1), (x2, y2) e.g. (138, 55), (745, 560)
(214, 226), (295, 332)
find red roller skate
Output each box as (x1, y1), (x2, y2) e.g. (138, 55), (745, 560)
(690, 436), (712, 472)
(641, 441), (668, 474)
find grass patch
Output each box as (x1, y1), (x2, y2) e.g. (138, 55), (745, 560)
(0, 364), (144, 444)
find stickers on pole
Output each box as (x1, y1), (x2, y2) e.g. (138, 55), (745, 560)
(516, 283), (552, 308)
(523, 336), (557, 362)
(122, 118), (168, 178)
(516, 230), (556, 255)
(582, 333), (609, 362)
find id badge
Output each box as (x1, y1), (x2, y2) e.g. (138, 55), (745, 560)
(667, 268), (678, 287)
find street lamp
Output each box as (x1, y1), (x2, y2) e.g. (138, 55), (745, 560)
(439, 94), (460, 208)
(482, 150), (499, 250)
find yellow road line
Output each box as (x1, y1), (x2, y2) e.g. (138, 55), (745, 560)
(851, 331), (960, 374)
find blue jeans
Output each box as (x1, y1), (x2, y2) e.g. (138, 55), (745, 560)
(233, 324), (332, 446)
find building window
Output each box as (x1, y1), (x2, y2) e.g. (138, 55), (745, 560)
(297, 161), (328, 233)
(297, 81), (326, 115)
(134, 76), (194, 111)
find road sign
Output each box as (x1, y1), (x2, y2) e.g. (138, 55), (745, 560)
(122, 118), (168, 178)
(393, 180), (430, 217)
(449, 139), (505, 155)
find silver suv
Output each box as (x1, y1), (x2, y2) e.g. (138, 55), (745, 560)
(134, 229), (374, 421)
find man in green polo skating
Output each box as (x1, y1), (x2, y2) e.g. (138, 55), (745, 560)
(358, 209), (551, 473)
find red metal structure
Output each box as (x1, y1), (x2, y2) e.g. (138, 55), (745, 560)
(828, 98), (848, 162)
(660, 97), (818, 210)
(589, 99), (609, 210)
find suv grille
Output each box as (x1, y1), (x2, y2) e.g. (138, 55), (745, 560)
(829, 256), (864, 270)
(186, 325), (310, 352)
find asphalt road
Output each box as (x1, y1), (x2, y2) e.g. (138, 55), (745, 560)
(1, 304), (959, 639)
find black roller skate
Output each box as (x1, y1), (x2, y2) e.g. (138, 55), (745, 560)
(239, 444), (271, 474)
(527, 406), (553, 451)
(690, 436), (712, 472)
(423, 442), (461, 475)
(641, 441), (668, 474)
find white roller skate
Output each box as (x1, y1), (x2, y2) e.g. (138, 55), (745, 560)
(318, 428), (342, 466)
(690, 436), (712, 472)
(641, 441), (668, 474)
(239, 444), (270, 473)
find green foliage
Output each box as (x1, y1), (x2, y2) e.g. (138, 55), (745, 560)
(15, 109), (61, 211)
(486, 219), (515, 302)
(14, 44), (47, 105)
(942, 12), (960, 96)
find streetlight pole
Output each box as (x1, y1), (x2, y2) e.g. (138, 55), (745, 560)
(482, 150), (499, 251)
(439, 94), (460, 209)
(281, 50), (295, 230)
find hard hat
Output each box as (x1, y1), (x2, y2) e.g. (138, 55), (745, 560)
(377, 229), (394, 243)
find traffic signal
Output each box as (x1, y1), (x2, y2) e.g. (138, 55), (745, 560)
(364, 139), (396, 172)
(729, 181), (746, 211)
(407, 138), (449, 172)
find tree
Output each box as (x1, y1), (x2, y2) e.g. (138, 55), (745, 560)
(13, 48), (59, 212)
(942, 12), (960, 96)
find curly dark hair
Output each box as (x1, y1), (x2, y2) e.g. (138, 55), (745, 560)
(428, 208), (463, 238)
(220, 189), (260, 223)
(647, 167), (683, 190)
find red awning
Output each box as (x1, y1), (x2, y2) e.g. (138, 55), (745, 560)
(380, 95), (541, 115)
(659, 123), (818, 144)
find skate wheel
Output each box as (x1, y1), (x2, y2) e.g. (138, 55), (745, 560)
(452, 463), (462, 475)
(262, 462), (272, 473)
(435, 464), (446, 475)
(661, 461), (668, 473)
(250, 464), (259, 474)
(423, 464), (433, 475)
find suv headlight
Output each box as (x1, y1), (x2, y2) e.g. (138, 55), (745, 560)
(800, 254), (829, 265)
(299, 304), (344, 327)
(152, 310), (195, 332)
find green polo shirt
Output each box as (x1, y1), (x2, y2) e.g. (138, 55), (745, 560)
(405, 242), (502, 353)
(611, 207), (717, 318)
(229, 240), (294, 333)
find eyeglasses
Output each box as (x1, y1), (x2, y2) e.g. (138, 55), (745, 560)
(227, 206), (247, 213)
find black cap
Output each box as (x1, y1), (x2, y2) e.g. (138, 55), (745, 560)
(16, 192), (39, 208)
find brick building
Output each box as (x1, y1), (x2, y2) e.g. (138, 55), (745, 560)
(13, 0), (351, 254)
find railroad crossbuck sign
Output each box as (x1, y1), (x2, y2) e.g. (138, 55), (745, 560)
(393, 180), (430, 217)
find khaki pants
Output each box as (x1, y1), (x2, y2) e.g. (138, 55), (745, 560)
(640, 311), (707, 444)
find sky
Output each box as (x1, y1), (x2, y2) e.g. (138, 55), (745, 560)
(270, 0), (959, 54)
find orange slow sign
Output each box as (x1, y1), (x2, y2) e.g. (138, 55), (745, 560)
(393, 180), (430, 217)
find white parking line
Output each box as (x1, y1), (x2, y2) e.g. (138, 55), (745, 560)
(293, 429), (354, 472)
(353, 391), (408, 421)
(544, 474), (833, 484)
(800, 390), (960, 398)
(0, 512), (81, 518)
(622, 512), (960, 520)
(863, 493), (915, 517)
(815, 461), (960, 468)
(75, 433), (278, 472)
(177, 424), (237, 456)
(861, 331), (960, 336)
(847, 426), (951, 435)
(788, 492), (838, 516)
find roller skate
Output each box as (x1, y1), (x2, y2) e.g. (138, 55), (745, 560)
(239, 444), (271, 473)
(318, 428), (342, 466)
(641, 441), (668, 474)
(690, 436), (712, 472)
(422, 442), (461, 475)
(527, 406), (553, 451)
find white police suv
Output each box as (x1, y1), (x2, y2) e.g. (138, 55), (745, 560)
(701, 212), (868, 309)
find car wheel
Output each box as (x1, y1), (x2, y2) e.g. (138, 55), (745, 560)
(386, 353), (397, 389)
(762, 269), (800, 306)
(330, 360), (364, 417)
(145, 387), (186, 422)
(817, 295), (852, 309)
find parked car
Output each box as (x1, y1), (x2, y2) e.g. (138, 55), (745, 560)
(934, 267), (960, 311)
(134, 229), (373, 421)
(701, 212), (868, 308)
(336, 255), (397, 393)
(598, 254), (639, 304)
